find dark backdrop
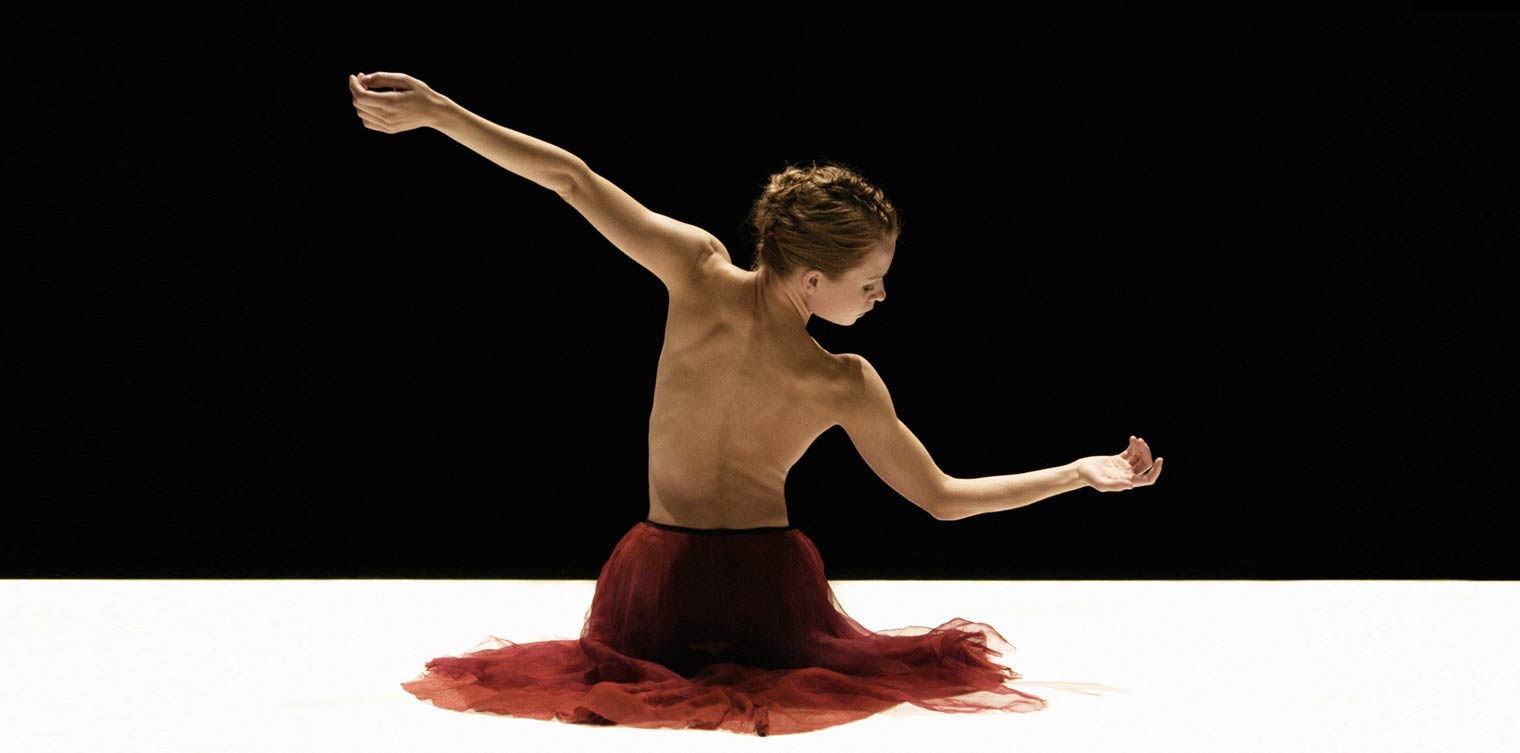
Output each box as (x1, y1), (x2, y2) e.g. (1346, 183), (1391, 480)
(14, 9), (1512, 578)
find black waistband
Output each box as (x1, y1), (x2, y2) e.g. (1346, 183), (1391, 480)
(641, 518), (795, 534)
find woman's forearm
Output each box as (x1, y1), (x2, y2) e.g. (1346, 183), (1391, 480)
(430, 98), (585, 195)
(935, 461), (1088, 521)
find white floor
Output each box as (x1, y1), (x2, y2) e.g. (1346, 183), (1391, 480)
(3, 580), (1517, 752)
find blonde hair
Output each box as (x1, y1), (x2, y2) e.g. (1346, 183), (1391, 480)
(746, 159), (902, 280)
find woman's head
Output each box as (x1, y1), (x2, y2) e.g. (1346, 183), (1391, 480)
(747, 159), (902, 325)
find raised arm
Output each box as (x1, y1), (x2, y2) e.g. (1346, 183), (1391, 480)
(348, 72), (583, 194)
(348, 72), (723, 293)
(557, 163), (731, 294)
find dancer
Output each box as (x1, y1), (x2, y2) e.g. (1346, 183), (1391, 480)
(351, 71), (1163, 736)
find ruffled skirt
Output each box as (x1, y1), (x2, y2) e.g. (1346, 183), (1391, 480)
(401, 519), (1046, 736)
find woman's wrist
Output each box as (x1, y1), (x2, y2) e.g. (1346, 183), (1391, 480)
(426, 95), (462, 131)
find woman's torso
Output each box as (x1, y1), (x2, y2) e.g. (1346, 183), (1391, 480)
(646, 252), (849, 529)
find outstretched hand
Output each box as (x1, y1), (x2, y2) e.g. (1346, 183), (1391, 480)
(1076, 436), (1164, 492)
(347, 71), (450, 133)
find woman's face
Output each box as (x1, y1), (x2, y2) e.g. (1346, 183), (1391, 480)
(806, 238), (895, 326)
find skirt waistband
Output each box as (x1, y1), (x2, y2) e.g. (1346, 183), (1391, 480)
(641, 518), (795, 534)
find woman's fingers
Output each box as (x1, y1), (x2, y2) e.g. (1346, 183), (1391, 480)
(350, 74), (395, 100)
(351, 96), (384, 122)
(349, 74), (394, 129)
(350, 73), (389, 132)
(360, 71), (400, 87)
(357, 72), (409, 95)
(351, 93), (384, 113)
(352, 99), (388, 121)
(350, 74), (382, 113)
(1121, 437), (1162, 487)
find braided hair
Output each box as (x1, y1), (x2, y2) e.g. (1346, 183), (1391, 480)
(746, 159), (902, 280)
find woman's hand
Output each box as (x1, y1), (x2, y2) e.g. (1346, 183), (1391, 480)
(348, 71), (451, 133)
(1076, 436), (1164, 492)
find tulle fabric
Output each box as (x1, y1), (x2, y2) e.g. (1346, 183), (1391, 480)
(401, 519), (1046, 736)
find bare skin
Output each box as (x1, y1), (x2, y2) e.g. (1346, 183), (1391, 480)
(644, 244), (894, 528)
(347, 71), (1163, 529)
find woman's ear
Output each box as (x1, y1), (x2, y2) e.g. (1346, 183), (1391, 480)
(798, 269), (814, 291)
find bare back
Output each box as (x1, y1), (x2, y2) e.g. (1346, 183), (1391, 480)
(645, 253), (849, 529)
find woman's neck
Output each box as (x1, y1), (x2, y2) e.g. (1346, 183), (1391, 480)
(753, 264), (813, 335)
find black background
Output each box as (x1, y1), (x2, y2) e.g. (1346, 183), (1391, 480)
(13, 9), (1514, 578)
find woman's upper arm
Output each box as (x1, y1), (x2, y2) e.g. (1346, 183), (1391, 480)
(560, 164), (728, 293)
(835, 354), (951, 519)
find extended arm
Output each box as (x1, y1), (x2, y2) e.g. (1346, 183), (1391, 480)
(350, 72), (723, 291)
(430, 97), (583, 196)
(432, 96), (724, 291)
(936, 462), (1088, 522)
(837, 354), (1090, 522)
(939, 436), (1166, 518)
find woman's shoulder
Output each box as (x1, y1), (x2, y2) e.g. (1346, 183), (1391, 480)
(673, 243), (738, 293)
(699, 247), (743, 282)
(808, 351), (879, 429)
(668, 247), (743, 312)
(811, 349), (870, 395)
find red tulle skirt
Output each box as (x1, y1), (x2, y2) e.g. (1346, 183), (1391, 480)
(401, 519), (1046, 736)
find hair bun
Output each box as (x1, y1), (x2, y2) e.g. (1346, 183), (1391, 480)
(745, 159), (901, 279)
